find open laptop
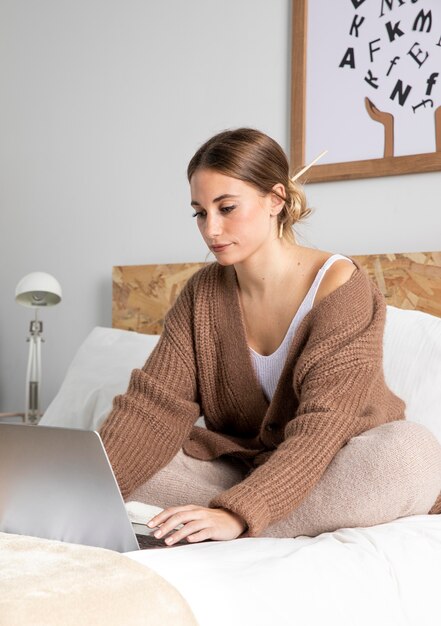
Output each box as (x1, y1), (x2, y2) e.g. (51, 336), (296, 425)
(0, 423), (186, 552)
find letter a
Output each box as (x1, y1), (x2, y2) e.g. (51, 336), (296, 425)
(339, 48), (355, 69)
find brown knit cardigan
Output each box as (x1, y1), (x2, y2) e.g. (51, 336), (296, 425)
(100, 257), (410, 536)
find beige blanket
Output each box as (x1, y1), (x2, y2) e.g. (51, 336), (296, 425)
(0, 532), (198, 626)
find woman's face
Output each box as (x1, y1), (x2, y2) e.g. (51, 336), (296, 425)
(190, 168), (283, 266)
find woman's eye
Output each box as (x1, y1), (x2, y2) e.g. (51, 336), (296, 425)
(192, 206), (235, 218)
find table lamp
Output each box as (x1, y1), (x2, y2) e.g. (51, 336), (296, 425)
(15, 272), (62, 424)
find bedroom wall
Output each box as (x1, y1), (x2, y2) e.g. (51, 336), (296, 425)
(0, 0), (440, 413)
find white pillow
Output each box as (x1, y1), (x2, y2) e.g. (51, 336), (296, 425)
(40, 327), (160, 431)
(383, 305), (441, 443)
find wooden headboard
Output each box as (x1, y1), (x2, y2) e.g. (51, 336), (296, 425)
(112, 251), (441, 334)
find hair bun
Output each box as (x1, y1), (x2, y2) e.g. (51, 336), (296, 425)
(281, 177), (312, 231)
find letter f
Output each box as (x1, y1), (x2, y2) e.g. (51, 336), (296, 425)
(426, 73), (438, 96)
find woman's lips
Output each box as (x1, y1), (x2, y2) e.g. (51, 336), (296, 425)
(211, 244), (231, 252)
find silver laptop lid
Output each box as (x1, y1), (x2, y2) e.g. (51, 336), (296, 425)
(0, 423), (139, 553)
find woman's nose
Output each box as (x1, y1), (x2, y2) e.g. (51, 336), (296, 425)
(203, 212), (222, 238)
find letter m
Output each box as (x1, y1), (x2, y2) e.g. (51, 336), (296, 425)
(413, 10), (432, 33)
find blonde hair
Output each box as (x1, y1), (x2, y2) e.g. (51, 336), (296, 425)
(275, 177), (312, 243)
(187, 128), (312, 243)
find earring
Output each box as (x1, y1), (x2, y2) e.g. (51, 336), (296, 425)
(278, 222), (284, 239)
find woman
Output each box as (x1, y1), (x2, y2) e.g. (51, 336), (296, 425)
(100, 128), (441, 546)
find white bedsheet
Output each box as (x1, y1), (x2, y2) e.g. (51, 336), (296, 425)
(126, 514), (441, 626)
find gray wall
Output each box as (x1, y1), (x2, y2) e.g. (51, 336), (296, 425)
(1, 0), (440, 413)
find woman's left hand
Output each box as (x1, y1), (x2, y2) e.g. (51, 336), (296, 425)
(146, 505), (247, 545)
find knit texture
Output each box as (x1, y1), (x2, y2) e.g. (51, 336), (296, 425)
(99, 257), (409, 537)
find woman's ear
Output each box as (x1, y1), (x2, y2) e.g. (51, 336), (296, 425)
(269, 183), (286, 216)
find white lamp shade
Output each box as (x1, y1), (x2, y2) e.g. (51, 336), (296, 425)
(15, 272), (62, 307)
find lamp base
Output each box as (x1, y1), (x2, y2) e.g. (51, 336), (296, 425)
(24, 313), (44, 425)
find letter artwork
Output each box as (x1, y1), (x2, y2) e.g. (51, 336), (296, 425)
(338, 0), (441, 156)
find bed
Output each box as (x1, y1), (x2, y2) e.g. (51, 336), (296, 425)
(19, 251), (441, 625)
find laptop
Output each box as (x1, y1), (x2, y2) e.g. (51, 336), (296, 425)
(0, 423), (186, 553)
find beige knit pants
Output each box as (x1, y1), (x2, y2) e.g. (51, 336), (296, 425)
(129, 420), (441, 538)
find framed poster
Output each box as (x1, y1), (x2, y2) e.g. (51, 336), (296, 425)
(291, 0), (441, 182)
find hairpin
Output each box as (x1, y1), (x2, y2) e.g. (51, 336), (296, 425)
(291, 150), (328, 182)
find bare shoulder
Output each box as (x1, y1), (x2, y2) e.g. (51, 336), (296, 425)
(293, 247), (357, 306)
(314, 257), (357, 306)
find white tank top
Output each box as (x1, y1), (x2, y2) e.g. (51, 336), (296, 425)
(250, 254), (355, 402)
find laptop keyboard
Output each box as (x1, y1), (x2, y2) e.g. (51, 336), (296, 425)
(135, 533), (189, 549)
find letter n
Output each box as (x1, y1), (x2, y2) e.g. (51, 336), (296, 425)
(390, 79), (412, 106)
(380, 0), (405, 18)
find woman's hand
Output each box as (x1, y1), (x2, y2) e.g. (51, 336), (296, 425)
(146, 505), (247, 545)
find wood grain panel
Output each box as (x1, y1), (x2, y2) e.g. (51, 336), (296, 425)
(112, 263), (208, 334)
(112, 251), (441, 334)
(351, 251), (441, 317)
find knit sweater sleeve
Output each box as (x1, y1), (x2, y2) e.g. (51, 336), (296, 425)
(99, 277), (201, 500)
(210, 277), (387, 537)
